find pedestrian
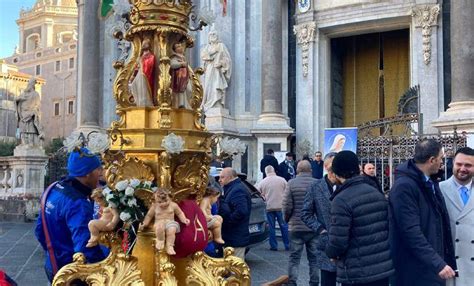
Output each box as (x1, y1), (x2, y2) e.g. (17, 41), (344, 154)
(362, 163), (383, 193)
(389, 139), (456, 286)
(35, 148), (107, 283)
(260, 149), (280, 179)
(218, 167), (252, 261)
(439, 147), (474, 286)
(282, 160), (318, 285)
(311, 151), (324, 179)
(301, 152), (338, 286)
(256, 165), (290, 251)
(279, 152), (296, 181)
(326, 151), (394, 286)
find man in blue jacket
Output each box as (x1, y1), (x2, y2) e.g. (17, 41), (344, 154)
(218, 167), (251, 261)
(35, 148), (107, 282)
(389, 139), (456, 286)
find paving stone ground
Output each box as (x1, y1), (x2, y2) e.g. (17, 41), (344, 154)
(0, 222), (310, 285)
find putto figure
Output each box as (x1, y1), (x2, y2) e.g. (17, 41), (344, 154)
(15, 78), (44, 145)
(130, 38), (156, 107)
(86, 189), (120, 248)
(170, 42), (189, 108)
(139, 188), (190, 255)
(200, 30), (232, 112)
(200, 187), (225, 244)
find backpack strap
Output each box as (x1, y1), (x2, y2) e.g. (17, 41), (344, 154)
(40, 181), (59, 275)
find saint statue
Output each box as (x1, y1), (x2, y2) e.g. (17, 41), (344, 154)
(200, 31), (232, 112)
(16, 78), (44, 145)
(170, 42), (190, 108)
(130, 39), (156, 107)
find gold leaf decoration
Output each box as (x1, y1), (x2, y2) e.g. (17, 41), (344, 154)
(185, 248), (251, 286)
(105, 156), (155, 188)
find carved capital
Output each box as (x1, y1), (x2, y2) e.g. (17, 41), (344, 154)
(411, 4), (440, 65)
(294, 21), (316, 77)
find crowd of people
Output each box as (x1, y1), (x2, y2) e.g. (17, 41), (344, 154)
(258, 140), (473, 286)
(30, 139), (473, 286)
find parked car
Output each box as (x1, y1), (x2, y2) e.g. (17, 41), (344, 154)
(209, 168), (269, 251)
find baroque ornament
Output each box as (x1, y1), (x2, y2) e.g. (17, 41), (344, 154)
(161, 133), (185, 154)
(411, 4), (440, 65)
(293, 21), (316, 77)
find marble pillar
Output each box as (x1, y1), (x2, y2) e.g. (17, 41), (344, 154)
(76, 0), (102, 134)
(252, 0), (293, 181)
(433, 0), (474, 133)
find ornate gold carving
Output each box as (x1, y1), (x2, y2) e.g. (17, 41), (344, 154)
(172, 154), (209, 201)
(105, 156), (155, 188)
(412, 5), (440, 65)
(294, 21), (316, 77)
(155, 250), (178, 285)
(113, 37), (141, 108)
(159, 151), (172, 189)
(190, 67), (206, 130)
(185, 248), (251, 286)
(53, 233), (145, 286)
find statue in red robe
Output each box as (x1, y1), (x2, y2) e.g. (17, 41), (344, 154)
(130, 39), (156, 106)
(170, 42), (190, 108)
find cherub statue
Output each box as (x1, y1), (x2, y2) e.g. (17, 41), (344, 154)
(200, 187), (225, 244)
(86, 189), (120, 248)
(139, 188), (190, 255)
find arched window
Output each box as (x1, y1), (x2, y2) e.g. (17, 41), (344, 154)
(26, 33), (41, 52)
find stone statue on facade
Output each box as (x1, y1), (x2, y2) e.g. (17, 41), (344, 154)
(170, 42), (190, 108)
(200, 30), (232, 112)
(15, 78), (44, 146)
(130, 38), (156, 107)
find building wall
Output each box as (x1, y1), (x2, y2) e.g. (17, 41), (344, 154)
(4, 0), (78, 142)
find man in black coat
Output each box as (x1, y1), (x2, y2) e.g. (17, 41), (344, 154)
(325, 151), (394, 286)
(218, 167), (252, 261)
(311, 151), (324, 179)
(260, 149), (280, 178)
(389, 139), (457, 286)
(279, 152), (296, 181)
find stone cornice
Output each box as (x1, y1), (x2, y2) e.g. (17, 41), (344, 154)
(411, 4), (440, 65)
(293, 21), (316, 77)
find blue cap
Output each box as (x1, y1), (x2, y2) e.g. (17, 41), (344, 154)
(67, 147), (102, 177)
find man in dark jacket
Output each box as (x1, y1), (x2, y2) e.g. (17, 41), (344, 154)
(326, 151), (394, 286)
(389, 139), (457, 286)
(362, 163), (383, 193)
(35, 148), (107, 283)
(301, 152), (338, 286)
(260, 149), (279, 178)
(218, 167), (252, 261)
(282, 160), (318, 286)
(311, 151), (324, 179)
(279, 152), (296, 181)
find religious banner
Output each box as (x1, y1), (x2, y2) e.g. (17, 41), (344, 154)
(99, 0), (114, 19)
(323, 127), (358, 155)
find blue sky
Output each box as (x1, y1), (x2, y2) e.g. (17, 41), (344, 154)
(0, 0), (37, 59)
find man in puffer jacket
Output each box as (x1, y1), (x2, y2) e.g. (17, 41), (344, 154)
(325, 151), (394, 286)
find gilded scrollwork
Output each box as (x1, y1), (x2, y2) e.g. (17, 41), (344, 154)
(186, 248), (251, 286)
(113, 37), (141, 108)
(53, 233), (145, 286)
(155, 250), (178, 286)
(105, 156), (155, 189)
(172, 154), (209, 201)
(189, 67), (206, 130)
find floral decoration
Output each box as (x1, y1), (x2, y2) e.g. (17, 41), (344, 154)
(161, 133), (185, 154)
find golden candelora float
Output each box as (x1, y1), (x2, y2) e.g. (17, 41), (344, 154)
(53, 0), (250, 285)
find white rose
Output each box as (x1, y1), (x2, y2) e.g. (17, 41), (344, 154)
(63, 131), (83, 152)
(102, 187), (112, 197)
(143, 181), (152, 188)
(129, 178), (141, 188)
(106, 194), (115, 202)
(115, 180), (129, 191)
(127, 198), (137, 207)
(120, 195), (127, 205)
(87, 133), (110, 154)
(125, 186), (135, 196)
(120, 211), (131, 222)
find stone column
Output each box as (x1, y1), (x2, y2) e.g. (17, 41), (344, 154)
(252, 0), (293, 181)
(433, 0), (474, 133)
(76, 0), (102, 133)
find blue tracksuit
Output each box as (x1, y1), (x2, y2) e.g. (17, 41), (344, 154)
(35, 177), (106, 281)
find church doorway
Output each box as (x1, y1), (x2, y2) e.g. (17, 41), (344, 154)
(330, 29), (410, 128)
